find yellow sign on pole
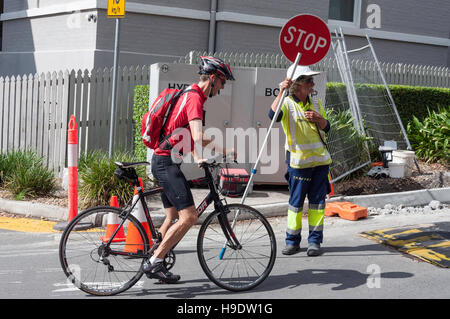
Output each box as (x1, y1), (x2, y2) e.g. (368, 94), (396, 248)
(107, 0), (126, 18)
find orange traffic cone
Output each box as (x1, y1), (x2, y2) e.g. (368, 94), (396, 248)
(328, 173), (335, 196)
(124, 178), (153, 253)
(100, 196), (126, 243)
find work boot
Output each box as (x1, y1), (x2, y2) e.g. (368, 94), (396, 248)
(307, 243), (321, 256)
(282, 245), (301, 256)
(142, 260), (180, 284)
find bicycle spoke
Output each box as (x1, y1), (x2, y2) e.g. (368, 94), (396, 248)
(59, 206), (148, 296)
(197, 204), (276, 292)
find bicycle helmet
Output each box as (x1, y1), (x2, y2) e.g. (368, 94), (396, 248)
(198, 56), (235, 81)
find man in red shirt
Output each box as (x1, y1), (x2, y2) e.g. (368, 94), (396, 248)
(143, 56), (236, 283)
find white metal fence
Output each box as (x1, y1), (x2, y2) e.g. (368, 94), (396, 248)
(0, 66), (149, 175)
(178, 51), (450, 88)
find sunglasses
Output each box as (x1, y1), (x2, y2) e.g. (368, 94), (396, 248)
(298, 77), (314, 84)
(218, 76), (226, 86)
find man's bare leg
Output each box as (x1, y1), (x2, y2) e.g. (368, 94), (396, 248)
(158, 207), (179, 239)
(153, 205), (198, 259)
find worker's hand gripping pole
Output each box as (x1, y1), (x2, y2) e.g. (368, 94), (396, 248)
(239, 52), (302, 205)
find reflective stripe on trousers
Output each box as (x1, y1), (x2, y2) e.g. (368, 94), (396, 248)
(285, 165), (329, 246)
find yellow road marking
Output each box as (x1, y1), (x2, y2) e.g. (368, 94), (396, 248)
(0, 217), (58, 233)
(0, 217), (103, 233)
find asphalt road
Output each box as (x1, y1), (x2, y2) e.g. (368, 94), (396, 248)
(0, 210), (449, 300)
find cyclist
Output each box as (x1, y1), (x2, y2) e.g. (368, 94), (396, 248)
(143, 56), (236, 283)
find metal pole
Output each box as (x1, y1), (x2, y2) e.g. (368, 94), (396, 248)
(339, 28), (364, 134)
(208, 0), (217, 54)
(109, 18), (121, 158)
(240, 52), (302, 205)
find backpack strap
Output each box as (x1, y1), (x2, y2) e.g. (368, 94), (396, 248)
(158, 88), (201, 150)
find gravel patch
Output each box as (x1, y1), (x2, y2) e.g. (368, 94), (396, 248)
(368, 200), (450, 216)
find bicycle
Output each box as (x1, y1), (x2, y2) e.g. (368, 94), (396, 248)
(59, 159), (277, 296)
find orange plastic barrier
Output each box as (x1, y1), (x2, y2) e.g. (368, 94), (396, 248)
(325, 201), (367, 221)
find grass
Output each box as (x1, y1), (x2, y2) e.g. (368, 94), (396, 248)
(0, 150), (56, 199)
(78, 150), (149, 208)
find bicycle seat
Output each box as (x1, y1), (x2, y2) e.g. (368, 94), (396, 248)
(114, 161), (149, 168)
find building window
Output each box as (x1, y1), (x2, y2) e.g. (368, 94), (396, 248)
(328, 0), (361, 27)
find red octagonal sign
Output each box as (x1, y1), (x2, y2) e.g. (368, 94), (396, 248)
(279, 14), (331, 66)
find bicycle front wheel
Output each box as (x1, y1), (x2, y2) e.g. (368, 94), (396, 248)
(59, 206), (150, 296)
(197, 203), (276, 292)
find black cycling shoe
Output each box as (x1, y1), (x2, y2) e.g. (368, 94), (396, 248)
(142, 261), (180, 284)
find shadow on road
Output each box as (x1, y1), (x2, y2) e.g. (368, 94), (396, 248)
(113, 267), (413, 299)
(91, 243), (413, 298)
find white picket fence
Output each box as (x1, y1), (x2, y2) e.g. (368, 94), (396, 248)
(178, 51), (450, 88)
(0, 66), (150, 175)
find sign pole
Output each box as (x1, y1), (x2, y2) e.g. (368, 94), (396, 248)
(109, 17), (120, 158)
(240, 52), (302, 205)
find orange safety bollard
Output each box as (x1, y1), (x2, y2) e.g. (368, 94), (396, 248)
(67, 115), (78, 222)
(124, 178), (153, 252)
(100, 196), (126, 243)
(54, 115), (91, 231)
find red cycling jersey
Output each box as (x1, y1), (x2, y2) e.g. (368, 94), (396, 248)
(154, 83), (207, 157)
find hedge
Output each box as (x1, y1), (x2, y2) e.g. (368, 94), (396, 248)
(324, 83), (450, 126)
(133, 85), (150, 162)
(133, 84), (450, 158)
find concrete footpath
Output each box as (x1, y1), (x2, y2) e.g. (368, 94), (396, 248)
(0, 186), (449, 226)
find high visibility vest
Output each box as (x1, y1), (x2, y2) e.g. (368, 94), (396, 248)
(280, 96), (332, 169)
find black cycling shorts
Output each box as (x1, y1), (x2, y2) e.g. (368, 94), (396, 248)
(151, 155), (195, 211)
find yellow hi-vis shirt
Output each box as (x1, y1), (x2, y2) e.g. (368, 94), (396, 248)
(280, 96), (332, 169)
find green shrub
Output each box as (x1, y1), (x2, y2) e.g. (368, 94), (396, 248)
(390, 85), (450, 125)
(78, 150), (149, 208)
(0, 153), (9, 186)
(2, 150), (56, 199)
(326, 83), (450, 126)
(407, 105), (450, 164)
(326, 108), (373, 178)
(133, 85), (150, 162)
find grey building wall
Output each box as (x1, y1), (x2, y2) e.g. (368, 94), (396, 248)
(344, 35), (449, 67)
(215, 0), (329, 54)
(218, 0), (328, 19)
(360, 0), (450, 38)
(0, 0), (449, 76)
(93, 9), (210, 69)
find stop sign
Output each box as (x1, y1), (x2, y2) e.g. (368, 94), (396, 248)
(279, 14), (331, 66)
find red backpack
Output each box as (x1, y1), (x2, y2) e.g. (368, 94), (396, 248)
(142, 87), (196, 150)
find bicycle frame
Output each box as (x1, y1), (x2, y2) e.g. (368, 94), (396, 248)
(104, 163), (241, 257)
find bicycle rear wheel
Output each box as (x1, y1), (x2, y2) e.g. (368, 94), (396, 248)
(197, 203), (276, 291)
(59, 206), (150, 296)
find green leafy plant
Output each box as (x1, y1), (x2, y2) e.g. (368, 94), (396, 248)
(0, 153), (9, 186)
(2, 150), (56, 199)
(326, 82), (450, 126)
(133, 85), (150, 162)
(78, 150), (149, 208)
(407, 105), (449, 164)
(325, 108), (373, 179)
